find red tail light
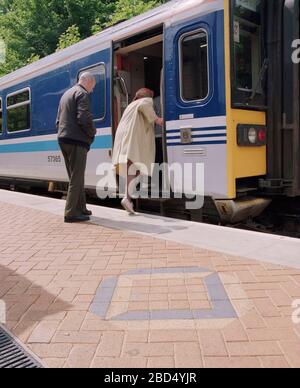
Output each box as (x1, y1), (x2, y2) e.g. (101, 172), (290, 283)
(258, 128), (267, 142)
(237, 125), (267, 147)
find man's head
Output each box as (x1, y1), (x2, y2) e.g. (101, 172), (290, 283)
(78, 72), (96, 94)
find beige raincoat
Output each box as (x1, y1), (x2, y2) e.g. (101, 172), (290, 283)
(112, 97), (158, 177)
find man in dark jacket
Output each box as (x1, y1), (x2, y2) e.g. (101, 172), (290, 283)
(56, 72), (96, 223)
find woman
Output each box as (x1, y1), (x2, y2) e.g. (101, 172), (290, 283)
(112, 88), (164, 214)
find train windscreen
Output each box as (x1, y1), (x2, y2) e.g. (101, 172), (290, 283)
(231, 0), (267, 108)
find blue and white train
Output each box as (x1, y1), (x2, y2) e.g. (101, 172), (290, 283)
(0, 0), (299, 223)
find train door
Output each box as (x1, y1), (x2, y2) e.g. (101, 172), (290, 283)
(164, 11), (227, 201)
(112, 25), (164, 165)
(266, 0), (300, 197)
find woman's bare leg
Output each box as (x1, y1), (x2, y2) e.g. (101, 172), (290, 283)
(126, 160), (135, 201)
(120, 160), (138, 214)
(126, 160), (140, 201)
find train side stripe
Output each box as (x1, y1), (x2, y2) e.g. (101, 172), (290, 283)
(167, 133), (227, 140)
(166, 116), (227, 130)
(0, 135), (112, 153)
(167, 140), (227, 147)
(166, 126), (227, 135)
(0, 127), (112, 145)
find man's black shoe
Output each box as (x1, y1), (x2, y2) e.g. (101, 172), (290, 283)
(64, 215), (90, 223)
(82, 209), (93, 216)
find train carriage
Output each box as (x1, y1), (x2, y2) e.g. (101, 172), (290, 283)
(0, 0), (299, 223)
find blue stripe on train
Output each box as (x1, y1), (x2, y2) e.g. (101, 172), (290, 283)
(0, 135), (113, 153)
(167, 140), (227, 147)
(167, 133), (227, 140)
(166, 126), (227, 134)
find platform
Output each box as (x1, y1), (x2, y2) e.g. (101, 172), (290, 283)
(1, 189), (300, 269)
(0, 189), (300, 368)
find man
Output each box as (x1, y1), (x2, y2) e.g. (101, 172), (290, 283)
(112, 88), (163, 214)
(56, 72), (96, 223)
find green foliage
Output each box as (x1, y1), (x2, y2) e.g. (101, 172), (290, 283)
(105, 0), (162, 27)
(0, 0), (164, 78)
(0, 0), (12, 15)
(56, 25), (81, 51)
(0, 0), (69, 76)
(0, 48), (24, 77)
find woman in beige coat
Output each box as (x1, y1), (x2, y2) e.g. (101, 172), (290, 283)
(112, 88), (163, 214)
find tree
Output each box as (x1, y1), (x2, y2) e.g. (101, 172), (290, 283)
(0, 0), (164, 77)
(0, 48), (24, 77)
(0, 0), (70, 76)
(64, 0), (115, 37)
(105, 0), (162, 28)
(56, 25), (81, 51)
(0, 0), (12, 15)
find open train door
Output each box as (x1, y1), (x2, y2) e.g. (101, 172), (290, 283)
(265, 0), (300, 197)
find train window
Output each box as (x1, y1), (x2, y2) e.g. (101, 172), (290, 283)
(7, 89), (31, 133)
(0, 98), (2, 134)
(180, 30), (209, 102)
(78, 64), (106, 121)
(231, 0), (266, 108)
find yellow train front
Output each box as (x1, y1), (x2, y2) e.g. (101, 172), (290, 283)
(213, 0), (300, 224)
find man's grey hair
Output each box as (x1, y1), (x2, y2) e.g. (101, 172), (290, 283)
(79, 72), (96, 83)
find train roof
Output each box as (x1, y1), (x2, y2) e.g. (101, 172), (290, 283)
(0, 0), (224, 90)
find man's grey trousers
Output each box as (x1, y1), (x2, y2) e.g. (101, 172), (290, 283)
(60, 143), (88, 218)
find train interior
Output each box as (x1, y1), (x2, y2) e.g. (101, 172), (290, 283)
(113, 27), (164, 167)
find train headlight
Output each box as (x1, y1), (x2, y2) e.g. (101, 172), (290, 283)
(237, 125), (267, 147)
(248, 128), (257, 144)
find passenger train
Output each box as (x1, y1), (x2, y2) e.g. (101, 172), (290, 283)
(0, 0), (299, 223)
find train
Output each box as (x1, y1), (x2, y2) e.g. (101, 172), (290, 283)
(0, 0), (299, 224)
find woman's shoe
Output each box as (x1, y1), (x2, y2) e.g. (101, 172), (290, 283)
(121, 198), (135, 215)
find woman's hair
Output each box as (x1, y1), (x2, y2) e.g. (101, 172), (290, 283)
(133, 88), (154, 101)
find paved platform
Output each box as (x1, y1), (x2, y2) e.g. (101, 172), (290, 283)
(1, 190), (300, 269)
(0, 190), (300, 368)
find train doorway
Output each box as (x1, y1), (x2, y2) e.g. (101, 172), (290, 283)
(112, 25), (165, 167)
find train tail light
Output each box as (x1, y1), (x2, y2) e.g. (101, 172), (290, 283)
(237, 125), (267, 147)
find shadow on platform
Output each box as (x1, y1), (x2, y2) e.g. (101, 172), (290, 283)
(90, 215), (188, 235)
(0, 264), (71, 339)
